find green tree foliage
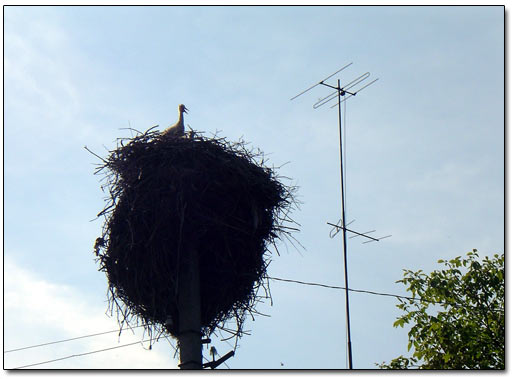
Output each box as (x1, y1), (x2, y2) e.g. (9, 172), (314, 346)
(379, 250), (504, 369)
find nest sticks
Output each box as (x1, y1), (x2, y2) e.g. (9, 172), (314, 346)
(92, 127), (298, 344)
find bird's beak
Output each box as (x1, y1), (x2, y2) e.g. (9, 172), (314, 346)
(184, 106), (189, 114)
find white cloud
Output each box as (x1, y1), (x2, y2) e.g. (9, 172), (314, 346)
(3, 257), (179, 369)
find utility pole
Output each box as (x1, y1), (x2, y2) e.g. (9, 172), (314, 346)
(177, 247), (203, 369)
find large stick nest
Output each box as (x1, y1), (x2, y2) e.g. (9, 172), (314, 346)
(91, 127), (299, 343)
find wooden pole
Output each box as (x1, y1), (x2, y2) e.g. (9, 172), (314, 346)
(178, 247), (203, 369)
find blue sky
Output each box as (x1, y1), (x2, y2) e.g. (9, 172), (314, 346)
(3, 5), (505, 370)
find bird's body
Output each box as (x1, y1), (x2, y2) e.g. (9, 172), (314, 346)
(163, 104), (188, 137)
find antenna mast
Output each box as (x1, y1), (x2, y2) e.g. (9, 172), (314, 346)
(291, 64), (383, 369)
(338, 78), (353, 369)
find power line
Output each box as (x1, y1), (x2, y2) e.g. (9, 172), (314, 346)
(11, 337), (161, 369)
(267, 276), (407, 299)
(9, 327), (230, 370)
(12, 334), (230, 370)
(4, 325), (147, 354)
(266, 276), (504, 313)
(7, 323), (227, 370)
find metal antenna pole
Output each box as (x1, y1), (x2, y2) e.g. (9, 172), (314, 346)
(291, 65), (381, 370)
(337, 79), (353, 369)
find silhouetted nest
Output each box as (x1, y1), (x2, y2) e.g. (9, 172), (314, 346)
(89, 127), (299, 346)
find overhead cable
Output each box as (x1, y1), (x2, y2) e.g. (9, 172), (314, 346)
(11, 338), (160, 369)
(4, 325), (146, 354)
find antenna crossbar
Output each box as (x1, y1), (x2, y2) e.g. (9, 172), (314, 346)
(327, 222), (379, 242)
(329, 78), (380, 108)
(349, 230), (376, 239)
(290, 63), (353, 101)
(362, 235), (392, 244)
(313, 74), (378, 109)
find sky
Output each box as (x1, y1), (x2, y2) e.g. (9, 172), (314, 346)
(3, 4), (506, 371)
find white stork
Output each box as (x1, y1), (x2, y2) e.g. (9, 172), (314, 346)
(163, 104), (188, 137)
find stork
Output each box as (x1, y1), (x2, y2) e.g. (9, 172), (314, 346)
(163, 104), (188, 137)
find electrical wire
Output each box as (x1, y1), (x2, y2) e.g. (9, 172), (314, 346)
(4, 325), (146, 353)
(266, 276), (504, 313)
(11, 338), (158, 369)
(8, 326), (231, 369)
(268, 276), (406, 299)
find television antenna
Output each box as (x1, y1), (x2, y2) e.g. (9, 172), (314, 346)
(291, 63), (389, 369)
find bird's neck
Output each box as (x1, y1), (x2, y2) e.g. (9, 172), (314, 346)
(178, 110), (184, 125)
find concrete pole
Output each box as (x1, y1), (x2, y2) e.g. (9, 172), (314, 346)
(178, 247), (203, 369)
